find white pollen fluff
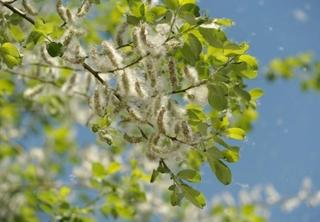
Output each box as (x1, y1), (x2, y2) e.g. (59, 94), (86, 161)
(186, 85), (208, 105)
(101, 41), (123, 68)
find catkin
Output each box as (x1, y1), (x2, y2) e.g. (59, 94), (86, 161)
(22, 0), (37, 15)
(145, 59), (156, 87)
(62, 29), (75, 47)
(174, 121), (181, 136)
(151, 133), (160, 145)
(127, 107), (144, 122)
(169, 59), (178, 89)
(121, 71), (130, 95)
(98, 129), (112, 145)
(135, 81), (144, 98)
(140, 24), (148, 47)
(56, 0), (67, 23)
(157, 107), (166, 134)
(76, 0), (91, 17)
(132, 27), (146, 56)
(93, 87), (103, 116)
(123, 133), (143, 144)
(84, 73), (92, 93)
(66, 9), (74, 23)
(181, 120), (192, 142)
(24, 85), (44, 98)
(153, 95), (161, 116)
(101, 41), (121, 68)
(41, 46), (54, 65)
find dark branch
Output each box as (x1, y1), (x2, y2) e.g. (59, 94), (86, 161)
(0, 1), (35, 25)
(82, 62), (104, 84)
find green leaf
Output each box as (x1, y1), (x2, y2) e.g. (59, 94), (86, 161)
(146, 6), (168, 23)
(10, 25), (25, 42)
(34, 19), (54, 35)
(0, 42), (20, 58)
(224, 127), (246, 140)
(208, 83), (228, 111)
(179, 0), (196, 4)
(25, 31), (43, 48)
(224, 42), (249, 56)
(234, 86), (251, 102)
(249, 88), (264, 100)
(0, 42), (22, 68)
(170, 188), (184, 206)
(2, 55), (21, 68)
(222, 146), (240, 163)
(127, 0), (144, 16)
(106, 162), (121, 174)
(92, 162), (106, 178)
(188, 33), (202, 59)
(0, 79), (14, 95)
(150, 169), (159, 183)
(207, 147), (223, 159)
(89, 0), (100, 3)
(126, 15), (141, 25)
(46, 42), (64, 57)
(199, 27), (226, 48)
(237, 54), (258, 79)
(178, 3), (200, 23)
(177, 169), (201, 183)
(207, 156), (232, 185)
(186, 103), (206, 126)
(180, 183), (206, 208)
(164, 0), (179, 9)
(59, 186), (71, 199)
(214, 18), (233, 27)
(157, 160), (170, 173)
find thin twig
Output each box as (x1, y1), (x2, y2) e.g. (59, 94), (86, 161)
(102, 53), (150, 74)
(82, 62), (104, 84)
(168, 80), (208, 95)
(0, 0), (35, 25)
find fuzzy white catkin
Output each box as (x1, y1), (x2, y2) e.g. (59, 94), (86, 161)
(168, 59), (178, 89)
(127, 106), (144, 122)
(133, 27), (147, 56)
(76, 0), (91, 17)
(157, 107), (166, 134)
(93, 87), (104, 116)
(22, 0), (37, 15)
(24, 85), (44, 98)
(66, 9), (74, 23)
(265, 185), (281, 204)
(123, 133), (144, 144)
(282, 197), (301, 212)
(40, 46), (55, 65)
(56, 0), (67, 23)
(101, 41), (123, 68)
(62, 29), (75, 47)
(135, 81), (145, 98)
(145, 59), (157, 87)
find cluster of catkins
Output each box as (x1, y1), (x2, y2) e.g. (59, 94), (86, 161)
(20, 0), (209, 161)
(84, 23), (208, 160)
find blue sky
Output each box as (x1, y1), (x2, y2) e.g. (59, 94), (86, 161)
(198, 0), (320, 221)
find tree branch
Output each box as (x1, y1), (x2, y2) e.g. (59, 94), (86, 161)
(82, 62), (104, 84)
(102, 53), (150, 74)
(168, 80), (208, 95)
(0, 0), (35, 25)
